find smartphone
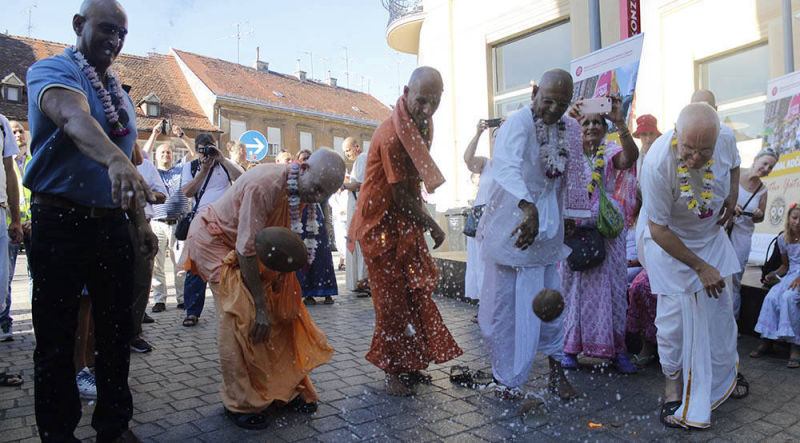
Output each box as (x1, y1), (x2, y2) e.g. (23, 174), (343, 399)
(484, 118), (503, 128)
(581, 97), (612, 114)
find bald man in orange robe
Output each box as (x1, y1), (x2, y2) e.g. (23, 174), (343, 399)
(183, 149), (344, 429)
(348, 67), (462, 396)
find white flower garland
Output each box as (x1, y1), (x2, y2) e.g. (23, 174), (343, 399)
(533, 111), (568, 178)
(673, 138), (715, 219)
(70, 47), (130, 138)
(288, 162), (319, 264)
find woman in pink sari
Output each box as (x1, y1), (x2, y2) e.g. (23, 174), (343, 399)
(561, 99), (639, 373)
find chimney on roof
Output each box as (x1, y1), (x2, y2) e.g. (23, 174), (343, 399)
(253, 47), (269, 72)
(325, 71), (337, 87)
(295, 60), (306, 81)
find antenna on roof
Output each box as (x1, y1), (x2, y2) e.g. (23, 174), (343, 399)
(26, 3), (37, 37)
(302, 51), (314, 80)
(341, 46), (351, 88)
(218, 21), (254, 65)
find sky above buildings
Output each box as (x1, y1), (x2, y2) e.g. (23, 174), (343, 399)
(0, 0), (418, 106)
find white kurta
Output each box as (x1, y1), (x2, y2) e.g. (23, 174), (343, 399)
(345, 153), (368, 291)
(638, 128), (740, 429)
(476, 107), (582, 388)
(465, 162), (493, 301)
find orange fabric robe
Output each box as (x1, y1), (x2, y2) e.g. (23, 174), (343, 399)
(184, 165), (333, 412)
(348, 107), (463, 373)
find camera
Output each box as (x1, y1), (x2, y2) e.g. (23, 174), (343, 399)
(161, 119), (171, 136)
(197, 144), (218, 157)
(484, 118), (503, 128)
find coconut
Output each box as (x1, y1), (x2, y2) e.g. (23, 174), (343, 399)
(254, 227), (308, 273)
(532, 288), (564, 322)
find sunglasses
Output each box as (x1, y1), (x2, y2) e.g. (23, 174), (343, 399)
(98, 22), (128, 40)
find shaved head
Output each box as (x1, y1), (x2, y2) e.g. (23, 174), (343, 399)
(73, 0), (127, 73)
(404, 66), (443, 131)
(691, 90), (717, 108)
(532, 68), (574, 125)
(342, 136), (361, 161)
(408, 66), (443, 92)
(539, 68), (574, 93)
(675, 103), (720, 168)
(297, 148), (346, 203)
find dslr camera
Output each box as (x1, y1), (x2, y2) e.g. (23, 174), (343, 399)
(197, 144), (219, 157)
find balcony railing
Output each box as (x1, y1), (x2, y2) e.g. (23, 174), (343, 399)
(381, 0), (423, 27)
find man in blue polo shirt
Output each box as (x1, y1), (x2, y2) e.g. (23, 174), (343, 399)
(25, 0), (156, 441)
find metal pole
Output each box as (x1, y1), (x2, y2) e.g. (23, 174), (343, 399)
(783, 0), (794, 73)
(589, 0), (601, 51)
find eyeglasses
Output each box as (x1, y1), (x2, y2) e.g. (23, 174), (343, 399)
(98, 22), (128, 40)
(541, 98), (571, 109)
(678, 144), (713, 158)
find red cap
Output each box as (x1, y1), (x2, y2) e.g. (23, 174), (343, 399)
(633, 114), (661, 138)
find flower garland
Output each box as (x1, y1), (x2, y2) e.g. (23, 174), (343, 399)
(673, 138), (715, 219)
(70, 47), (130, 138)
(533, 111), (569, 178)
(586, 142), (606, 195)
(288, 162), (319, 264)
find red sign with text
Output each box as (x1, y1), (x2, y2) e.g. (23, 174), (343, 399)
(620, 0), (641, 39)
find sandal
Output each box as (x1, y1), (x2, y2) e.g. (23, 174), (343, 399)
(303, 297), (317, 306)
(402, 370), (432, 385)
(660, 401), (683, 428)
(182, 315), (198, 327)
(749, 344), (772, 358)
(0, 372), (23, 387)
(287, 396), (318, 413)
(224, 408), (269, 430)
(631, 354), (656, 367)
(323, 296), (335, 305)
(449, 365), (473, 386)
(731, 373), (749, 399)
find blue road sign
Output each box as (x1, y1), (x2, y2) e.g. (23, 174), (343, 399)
(239, 130), (268, 162)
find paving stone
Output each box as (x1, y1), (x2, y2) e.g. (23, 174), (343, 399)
(309, 414), (347, 433)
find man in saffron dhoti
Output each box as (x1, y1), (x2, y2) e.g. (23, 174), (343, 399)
(477, 69), (588, 400)
(638, 103), (748, 429)
(183, 148), (345, 429)
(348, 66), (463, 396)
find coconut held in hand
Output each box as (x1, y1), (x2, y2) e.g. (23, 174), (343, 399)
(254, 227), (308, 273)
(532, 289), (564, 322)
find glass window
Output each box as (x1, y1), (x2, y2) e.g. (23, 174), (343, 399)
(699, 44), (769, 105)
(5, 86), (20, 102)
(699, 43), (769, 161)
(230, 119), (247, 142)
(362, 140), (370, 153)
(493, 21), (572, 95)
(146, 103), (159, 117)
(300, 131), (313, 151)
(494, 95), (532, 119)
(333, 136), (345, 156)
(267, 127), (281, 156)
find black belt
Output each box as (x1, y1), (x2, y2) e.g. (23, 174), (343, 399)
(153, 218), (178, 225)
(32, 193), (125, 219)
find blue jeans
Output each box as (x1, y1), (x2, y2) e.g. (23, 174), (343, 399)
(183, 271), (207, 318)
(30, 203), (134, 442)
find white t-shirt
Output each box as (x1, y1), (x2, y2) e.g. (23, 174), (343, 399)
(180, 159), (232, 211)
(0, 115), (20, 205)
(638, 129), (741, 295)
(136, 158), (167, 220)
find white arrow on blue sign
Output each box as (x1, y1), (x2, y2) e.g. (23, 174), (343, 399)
(239, 130), (268, 162)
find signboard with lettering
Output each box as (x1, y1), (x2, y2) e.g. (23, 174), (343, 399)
(570, 33), (644, 132)
(620, 0), (641, 39)
(751, 71), (800, 263)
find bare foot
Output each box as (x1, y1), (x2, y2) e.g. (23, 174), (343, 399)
(548, 357), (578, 401)
(385, 373), (415, 396)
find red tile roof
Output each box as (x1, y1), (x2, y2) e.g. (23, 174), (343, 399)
(172, 49), (391, 126)
(0, 34), (218, 133)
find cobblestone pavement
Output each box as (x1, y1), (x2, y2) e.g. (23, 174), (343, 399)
(2, 253), (800, 442)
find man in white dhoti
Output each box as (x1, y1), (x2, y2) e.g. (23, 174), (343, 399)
(638, 103), (748, 429)
(342, 137), (369, 294)
(477, 69), (586, 400)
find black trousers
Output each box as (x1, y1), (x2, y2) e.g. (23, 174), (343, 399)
(30, 203), (135, 442)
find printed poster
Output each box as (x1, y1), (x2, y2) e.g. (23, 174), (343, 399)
(570, 33), (644, 133)
(752, 71), (800, 263)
